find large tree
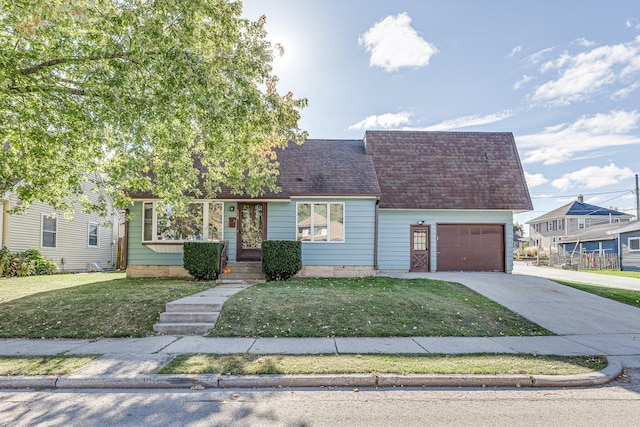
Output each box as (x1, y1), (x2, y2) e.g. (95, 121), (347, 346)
(0, 0), (307, 215)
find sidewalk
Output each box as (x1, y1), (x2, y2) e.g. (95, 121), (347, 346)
(2, 269), (640, 389)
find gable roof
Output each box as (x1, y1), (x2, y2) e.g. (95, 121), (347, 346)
(128, 139), (380, 199)
(527, 201), (630, 224)
(363, 131), (532, 211)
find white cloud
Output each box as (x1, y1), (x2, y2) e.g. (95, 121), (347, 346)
(524, 47), (554, 65)
(517, 110), (640, 165)
(513, 74), (533, 90)
(524, 172), (548, 188)
(349, 112), (413, 130)
(359, 13), (438, 72)
(531, 36), (640, 105)
(418, 110), (514, 131)
(573, 37), (596, 48)
(508, 45), (523, 58)
(551, 164), (635, 191)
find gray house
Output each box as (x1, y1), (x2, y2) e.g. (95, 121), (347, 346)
(125, 131), (532, 277)
(608, 221), (640, 271)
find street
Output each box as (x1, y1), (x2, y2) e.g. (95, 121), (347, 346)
(2, 369), (640, 426)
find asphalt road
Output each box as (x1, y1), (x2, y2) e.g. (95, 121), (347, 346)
(2, 369), (640, 426)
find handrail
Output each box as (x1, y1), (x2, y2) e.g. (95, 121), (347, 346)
(220, 240), (229, 271)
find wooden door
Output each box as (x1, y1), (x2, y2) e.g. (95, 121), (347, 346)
(410, 226), (430, 272)
(236, 203), (267, 261)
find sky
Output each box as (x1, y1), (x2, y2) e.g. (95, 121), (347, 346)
(241, 1), (640, 233)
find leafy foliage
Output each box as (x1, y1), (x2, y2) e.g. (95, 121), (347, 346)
(1, 0), (307, 215)
(261, 240), (302, 281)
(183, 242), (224, 281)
(0, 247), (58, 277)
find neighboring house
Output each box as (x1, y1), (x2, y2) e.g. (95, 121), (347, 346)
(125, 131), (532, 277)
(527, 196), (633, 253)
(608, 221), (640, 271)
(513, 233), (527, 255)
(1, 182), (122, 272)
(556, 223), (622, 256)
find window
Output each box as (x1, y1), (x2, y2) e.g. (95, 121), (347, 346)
(534, 223), (540, 233)
(557, 219), (563, 230)
(578, 218), (585, 229)
(88, 222), (99, 248)
(547, 221), (554, 231)
(42, 215), (57, 248)
(629, 237), (640, 252)
(296, 202), (344, 242)
(142, 201), (224, 242)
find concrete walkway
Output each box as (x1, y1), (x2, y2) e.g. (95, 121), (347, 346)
(2, 269), (640, 389)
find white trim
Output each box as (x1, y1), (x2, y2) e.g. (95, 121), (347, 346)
(141, 200), (224, 243)
(379, 208), (515, 212)
(629, 237), (640, 252)
(87, 221), (99, 248)
(296, 202), (346, 243)
(41, 213), (57, 249)
(290, 195), (377, 200)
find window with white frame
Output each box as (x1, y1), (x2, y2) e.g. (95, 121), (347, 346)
(296, 202), (344, 242)
(42, 215), (57, 248)
(88, 222), (99, 248)
(142, 201), (223, 242)
(547, 221), (554, 231)
(629, 237), (640, 252)
(557, 219), (563, 230)
(578, 218), (585, 229)
(534, 223), (540, 233)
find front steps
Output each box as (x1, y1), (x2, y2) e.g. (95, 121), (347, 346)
(153, 282), (253, 336)
(218, 261), (265, 282)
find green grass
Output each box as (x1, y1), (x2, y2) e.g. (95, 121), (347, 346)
(555, 280), (640, 308)
(0, 355), (98, 376)
(0, 272), (127, 303)
(0, 274), (215, 338)
(577, 270), (640, 279)
(159, 353), (607, 376)
(208, 277), (551, 338)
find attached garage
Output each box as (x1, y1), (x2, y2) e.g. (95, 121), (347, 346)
(436, 224), (505, 272)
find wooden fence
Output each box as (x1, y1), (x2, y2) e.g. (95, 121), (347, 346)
(550, 252), (620, 270)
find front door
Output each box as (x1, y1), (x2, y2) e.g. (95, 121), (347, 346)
(410, 225), (430, 272)
(237, 203), (267, 261)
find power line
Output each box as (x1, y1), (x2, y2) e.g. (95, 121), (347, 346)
(529, 189), (634, 200)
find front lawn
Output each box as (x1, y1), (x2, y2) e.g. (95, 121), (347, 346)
(0, 355), (98, 376)
(208, 277), (551, 338)
(160, 354), (606, 376)
(555, 280), (640, 308)
(0, 274), (214, 338)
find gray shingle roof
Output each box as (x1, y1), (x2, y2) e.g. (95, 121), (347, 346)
(364, 131), (533, 211)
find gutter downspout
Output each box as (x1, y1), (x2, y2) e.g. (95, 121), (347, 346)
(374, 198), (379, 270)
(123, 208), (129, 271)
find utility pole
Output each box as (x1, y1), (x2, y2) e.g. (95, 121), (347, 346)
(636, 174), (639, 222)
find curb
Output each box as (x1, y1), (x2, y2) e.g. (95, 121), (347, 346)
(0, 359), (623, 390)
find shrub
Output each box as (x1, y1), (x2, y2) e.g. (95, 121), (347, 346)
(183, 241), (224, 281)
(524, 246), (538, 257)
(0, 247), (58, 277)
(262, 240), (302, 281)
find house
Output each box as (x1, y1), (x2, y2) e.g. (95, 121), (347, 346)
(1, 181), (123, 272)
(125, 131), (532, 277)
(608, 221), (640, 271)
(527, 196), (633, 253)
(556, 223), (622, 256)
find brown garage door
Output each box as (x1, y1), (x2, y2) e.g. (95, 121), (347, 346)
(437, 224), (505, 272)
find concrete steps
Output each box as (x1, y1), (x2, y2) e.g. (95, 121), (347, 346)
(218, 262), (265, 283)
(153, 282), (254, 336)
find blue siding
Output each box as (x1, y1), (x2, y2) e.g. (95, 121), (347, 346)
(268, 198), (376, 266)
(128, 199), (376, 267)
(560, 239), (618, 255)
(378, 210), (514, 272)
(621, 230), (640, 271)
(127, 201), (183, 266)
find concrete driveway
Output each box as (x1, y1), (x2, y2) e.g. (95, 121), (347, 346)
(381, 270), (640, 336)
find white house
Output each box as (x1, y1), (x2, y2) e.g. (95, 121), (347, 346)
(1, 182), (123, 272)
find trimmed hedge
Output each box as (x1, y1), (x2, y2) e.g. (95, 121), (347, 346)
(261, 240), (302, 281)
(183, 242), (224, 281)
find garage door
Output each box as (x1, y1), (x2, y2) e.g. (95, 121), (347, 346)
(437, 224), (505, 272)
